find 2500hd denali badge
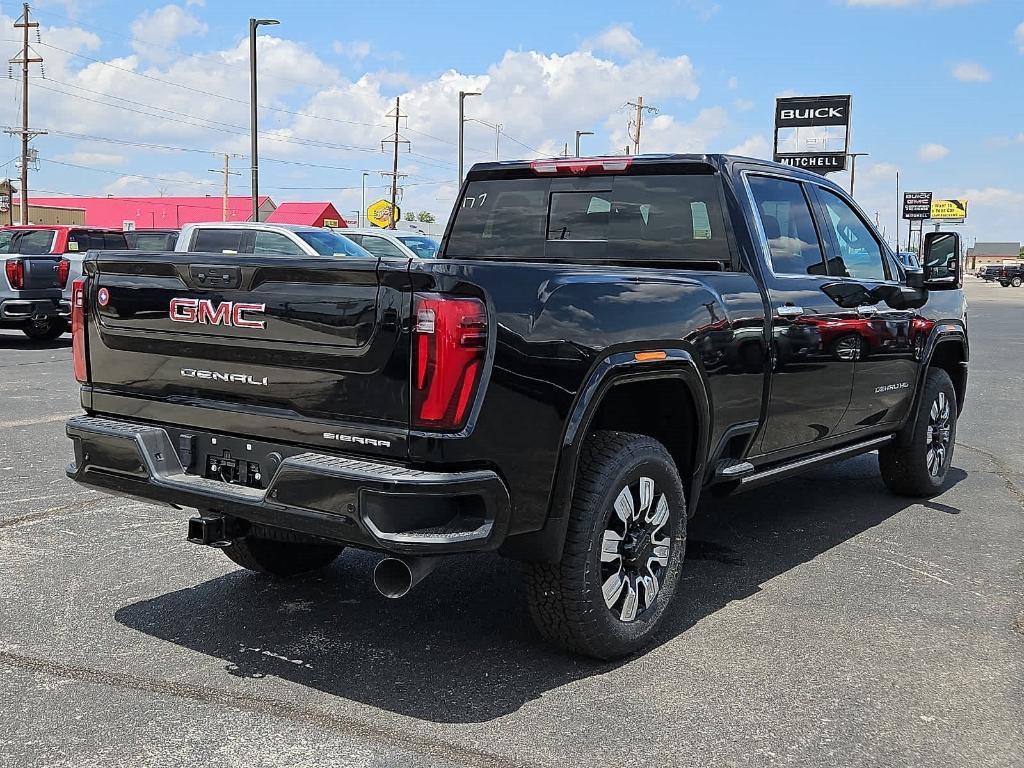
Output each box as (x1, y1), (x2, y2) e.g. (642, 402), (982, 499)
(169, 298), (266, 329)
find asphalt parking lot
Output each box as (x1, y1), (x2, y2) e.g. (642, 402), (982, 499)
(1, 278), (1021, 768)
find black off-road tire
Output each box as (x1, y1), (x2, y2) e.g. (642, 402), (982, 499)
(222, 527), (344, 577)
(22, 317), (66, 342)
(1012, 276), (1022, 288)
(879, 368), (957, 497)
(526, 431), (687, 660)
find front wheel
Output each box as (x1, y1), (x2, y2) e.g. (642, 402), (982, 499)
(22, 317), (66, 342)
(526, 431), (687, 660)
(1012, 277), (1022, 288)
(222, 528), (344, 577)
(879, 368), (957, 496)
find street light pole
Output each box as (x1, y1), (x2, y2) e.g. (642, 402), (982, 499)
(575, 130), (594, 158)
(249, 17), (279, 223)
(458, 90), (481, 187)
(361, 172), (368, 227)
(847, 152), (869, 198)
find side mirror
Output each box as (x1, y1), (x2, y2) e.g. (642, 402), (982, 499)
(922, 231), (962, 290)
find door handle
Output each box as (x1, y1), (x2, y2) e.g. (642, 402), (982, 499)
(776, 305), (804, 317)
(857, 305), (879, 317)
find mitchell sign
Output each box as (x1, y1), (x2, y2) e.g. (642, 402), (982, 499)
(773, 95), (852, 175)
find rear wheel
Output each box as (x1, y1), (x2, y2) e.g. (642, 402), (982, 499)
(879, 368), (957, 497)
(222, 527), (344, 577)
(526, 431), (687, 660)
(22, 317), (66, 342)
(1012, 276), (1022, 288)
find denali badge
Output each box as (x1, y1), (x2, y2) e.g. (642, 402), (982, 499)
(323, 432), (392, 449)
(875, 382), (910, 394)
(170, 298), (266, 329)
(181, 368), (268, 386)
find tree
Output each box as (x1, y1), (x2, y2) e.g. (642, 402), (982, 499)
(405, 211), (415, 222)
(417, 211), (436, 224)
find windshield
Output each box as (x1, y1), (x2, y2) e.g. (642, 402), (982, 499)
(0, 229), (57, 254)
(397, 235), (439, 258)
(297, 230), (373, 258)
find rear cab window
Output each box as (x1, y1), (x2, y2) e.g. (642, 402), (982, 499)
(2, 229), (58, 254)
(445, 171), (732, 267)
(192, 229), (248, 255)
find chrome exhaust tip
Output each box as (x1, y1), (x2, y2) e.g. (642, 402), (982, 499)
(372, 555), (441, 599)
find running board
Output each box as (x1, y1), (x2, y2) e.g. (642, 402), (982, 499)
(737, 435), (895, 490)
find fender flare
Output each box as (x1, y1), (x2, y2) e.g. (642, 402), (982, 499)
(500, 348), (712, 563)
(895, 322), (968, 445)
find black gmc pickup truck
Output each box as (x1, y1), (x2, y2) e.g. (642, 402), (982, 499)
(65, 155), (968, 659)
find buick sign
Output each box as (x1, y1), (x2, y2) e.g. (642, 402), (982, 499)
(773, 95), (852, 175)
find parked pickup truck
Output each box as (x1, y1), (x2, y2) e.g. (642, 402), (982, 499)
(0, 226), (69, 341)
(64, 154), (968, 659)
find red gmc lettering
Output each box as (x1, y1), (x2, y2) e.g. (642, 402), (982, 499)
(169, 297), (198, 323)
(232, 303), (266, 329)
(168, 298), (266, 330)
(197, 300), (231, 325)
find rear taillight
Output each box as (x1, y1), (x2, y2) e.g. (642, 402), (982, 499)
(57, 259), (70, 289)
(412, 293), (487, 431)
(5, 259), (24, 290)
(71, 278), (88, 383)
(530, 157), (633, 176)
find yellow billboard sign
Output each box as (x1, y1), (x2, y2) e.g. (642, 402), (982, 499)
(930, 199), (967, 220)
(367, 199), (399, 228)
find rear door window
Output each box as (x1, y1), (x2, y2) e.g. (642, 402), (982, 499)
(446, 173), (729, 264)
(253, 231), (306, 255)
(192, 229), (248, 254)
(746, 176), (827, 276)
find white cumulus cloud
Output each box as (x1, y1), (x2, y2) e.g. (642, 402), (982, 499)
(130, 4), (208, 62)
(951, 61), (991, 82)
(918, 143), (950, 161)
(581, 24), (643, 58)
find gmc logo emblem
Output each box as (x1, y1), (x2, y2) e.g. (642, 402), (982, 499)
(169, 298), (266, 329)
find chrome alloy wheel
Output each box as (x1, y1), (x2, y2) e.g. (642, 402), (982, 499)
(925, 391), (952, 477)
(600, 476), (671, 623)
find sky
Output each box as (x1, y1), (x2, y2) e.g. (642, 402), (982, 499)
(0, 0), (1020, 246)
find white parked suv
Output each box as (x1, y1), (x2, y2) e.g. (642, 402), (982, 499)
(341, 228), (439, 259)
(175, 222), (371, 258)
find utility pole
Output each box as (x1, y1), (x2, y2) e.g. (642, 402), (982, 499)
(208, 154), (239, 222)
(625, 96), (657, 155)
(380, 97), (409, 230)
(7, 3), (43, 226)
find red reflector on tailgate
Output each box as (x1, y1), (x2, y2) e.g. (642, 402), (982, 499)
(412, 293), (487, 431)
(71, 278), (88, 383)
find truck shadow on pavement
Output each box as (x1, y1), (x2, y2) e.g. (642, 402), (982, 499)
(0, 336), (71, 350)
(114, 454), (965, 724)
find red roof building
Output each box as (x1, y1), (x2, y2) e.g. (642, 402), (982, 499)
(23, 195), (277, 229)
(265, 202), (347, 228)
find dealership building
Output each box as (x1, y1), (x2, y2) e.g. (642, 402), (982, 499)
(967, 242), (1021, 269)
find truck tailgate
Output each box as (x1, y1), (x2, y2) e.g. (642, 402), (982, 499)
(85, 252), (413, 458)
(13, 254), (64, 290)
